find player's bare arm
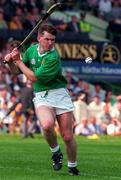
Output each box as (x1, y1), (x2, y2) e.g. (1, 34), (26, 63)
(5, 48), (37, 82)
(15, 60), (37, 82)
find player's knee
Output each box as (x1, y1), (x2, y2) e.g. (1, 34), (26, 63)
(42, 121), (53, 131)
(62, 134), (73, 143)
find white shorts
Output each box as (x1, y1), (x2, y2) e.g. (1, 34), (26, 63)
(33, 88), (74, 115)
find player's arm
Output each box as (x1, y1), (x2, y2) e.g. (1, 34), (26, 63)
(15, 60), (37, 82)
(5, 48), (37, 82)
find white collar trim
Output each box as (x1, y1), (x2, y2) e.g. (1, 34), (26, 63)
(37, 45), (55, 57)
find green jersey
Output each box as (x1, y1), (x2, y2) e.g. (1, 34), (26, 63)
(23, 44), (67, 92)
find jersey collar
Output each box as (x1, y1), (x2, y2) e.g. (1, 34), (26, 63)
(37, 45), (55, 57)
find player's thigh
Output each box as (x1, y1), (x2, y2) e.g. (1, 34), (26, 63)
(57, 112), (74, 136)
(35, 106), (56, 128)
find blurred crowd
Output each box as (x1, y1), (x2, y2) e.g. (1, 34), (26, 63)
(65, 70), (121, 138)
(1, 57), (121, 138)
(82, 0), (121, 21)
(88, 0), (121, 41)
(0, 0), (75, 30)
(0, 1), (120, 28)
(0, 0), (121, 42)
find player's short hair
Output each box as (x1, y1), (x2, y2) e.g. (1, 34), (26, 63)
(38, 24), (57, 36)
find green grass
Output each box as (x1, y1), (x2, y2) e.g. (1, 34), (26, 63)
(0, 134), (121, 180)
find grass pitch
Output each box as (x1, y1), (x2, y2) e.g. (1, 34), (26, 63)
(0, 134), (121, 180)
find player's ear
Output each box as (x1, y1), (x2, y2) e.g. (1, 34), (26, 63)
(37, 34), (42, 42)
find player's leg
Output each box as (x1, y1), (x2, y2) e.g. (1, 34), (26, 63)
(36, 106), (57, 146)
(57, 111), (80, 175)
(35, 106), (63, 171)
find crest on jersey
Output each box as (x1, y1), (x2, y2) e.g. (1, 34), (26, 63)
(41, 59), (45, 65)
(31, 59), (36, 65)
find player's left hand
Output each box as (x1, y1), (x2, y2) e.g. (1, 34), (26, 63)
(11, 48), (21, 62)
(4, 53), (12, 62)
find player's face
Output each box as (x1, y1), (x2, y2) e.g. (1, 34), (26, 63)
(38, 31), (55, 52)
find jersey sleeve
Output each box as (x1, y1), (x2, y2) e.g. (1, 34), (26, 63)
(22, 49), (29, 64)
(34, 53), (61, 83)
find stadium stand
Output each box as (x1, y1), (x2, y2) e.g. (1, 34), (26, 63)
(50, 10), (109, 41)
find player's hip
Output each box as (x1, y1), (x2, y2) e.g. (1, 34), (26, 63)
(33, 88), (74, 114)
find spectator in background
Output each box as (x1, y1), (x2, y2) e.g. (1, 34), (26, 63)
(73, 79), (84, 95)
(30, 7), (41, 22)
(97, 103), (112, 134)
(26, 0), (41, 12)
(110, 1), (121, 21)
(19, 80), (35, 138)
(0, 85), (11, 109)
(88, 116), (101, 135)
(11, 76), (21, 92)
(0, 101), (13, 132)
(104, 91), (116, 107)
(13, 84), (21, 101)
(66, 15), (81, 33)
(23, 13), (37, 30)
(7, 95), (17, 109)
(106, 1), (121, 41)
(65, 70), (77, 93)
(118, 0), (121, 6)
(0, 85), (13, 132)
(2, 37), (15, 56)
(49, 17), (67, 32)
(88, 95), (105, 119)
(98, 0), (112, 20)
(90, 84), (105, 101)
(74, 117), (90, 136)
(9, 103), (24, 134)
(0, 68), (6, 89)
(0, 0), (15, 21)
(74, 115), (101, 137)
(0, 9), (8, 29)
(26, 108), (39, 138)
(15, 6), (25, 24)
(9, 15), (23, 30)
(73, 92), (88, 125)
(15, 0), (28, 13)
(107, 118), (121, 136)
(1, 67), (13, 93)
(110, 95), (121, 128)
(87, 0), (99, 16)
(83, 83), (91, 104)
(87, 0), (99, 9)
(79, 12), (92, 33)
